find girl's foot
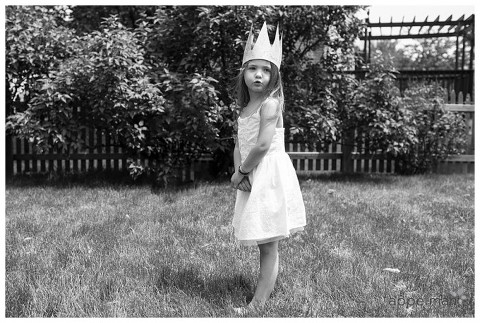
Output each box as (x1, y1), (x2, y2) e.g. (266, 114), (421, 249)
(232, 302), (264, 316)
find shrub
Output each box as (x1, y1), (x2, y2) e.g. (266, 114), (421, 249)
(138, 5), (365, 162)
(395, 83), (468, 174)
(343, 52), (468, 174)
(6, 14), (222, 185)
(5, 6), (77, 114)
(346, 53), (417, 158)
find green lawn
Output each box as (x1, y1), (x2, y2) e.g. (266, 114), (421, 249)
(5, 173), (474, 317)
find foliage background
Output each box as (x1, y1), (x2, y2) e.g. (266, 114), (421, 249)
(5, 5), (467, 180)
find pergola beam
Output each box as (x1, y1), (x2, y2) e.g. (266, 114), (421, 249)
(360, 32), (466, 40)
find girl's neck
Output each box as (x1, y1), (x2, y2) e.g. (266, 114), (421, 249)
(248, 91), (268, 106)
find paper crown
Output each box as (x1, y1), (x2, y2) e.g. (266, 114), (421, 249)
(242, 21), (282, 69)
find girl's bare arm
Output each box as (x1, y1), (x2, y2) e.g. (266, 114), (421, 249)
(240, 98), (280, 173)
(233, 139), (241, 172)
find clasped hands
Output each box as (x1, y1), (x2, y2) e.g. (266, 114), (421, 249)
(231, 171), (252, 192)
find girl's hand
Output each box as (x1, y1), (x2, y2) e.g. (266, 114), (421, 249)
(231, 172), (251, 192)
(231, 171), (243, 188)
(238, 176), (252, 192)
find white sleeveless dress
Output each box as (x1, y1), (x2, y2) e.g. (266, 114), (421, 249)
(233, 104), (306, 246)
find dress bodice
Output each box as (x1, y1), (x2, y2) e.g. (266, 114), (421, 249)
(237, 108), (285, 164)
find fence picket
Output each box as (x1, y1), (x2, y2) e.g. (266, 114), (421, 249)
(387, 155), (393, 173)
(465, 93), (472, 104)
(299, 142), (305, 171)
(88, 126), (95, 172)
(80, 108), (87, 172)
(105, 132), (111, 172)
(450, 89), (456, 103)
(330, 141), (336, 171)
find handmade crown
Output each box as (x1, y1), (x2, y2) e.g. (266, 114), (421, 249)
(242, 21), (282, 69)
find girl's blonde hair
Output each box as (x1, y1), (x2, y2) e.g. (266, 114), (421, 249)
(233, 60), (284, 111)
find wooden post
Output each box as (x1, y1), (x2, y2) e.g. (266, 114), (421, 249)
(315, 142), (321, 171)
(292, 141), (298, 171)
(31, 140), (38, 173)
(455, 32), (460, 70)
(342, 128), (354, 173)
(299, 142), (305, 171)
(364, 13), (369, 64)
(356, 130), (363, 172)
(469, 19), (474, 70)
(462, 28), (466, 71)
(6, 135), (13, 178)
(5, 84), (13, 178)
(48, 137), (54, 173)
(16, 137), (22, 174)
(80, 107), (87, 172)
(331, 140), (337, 171)
(471, 111), (475, 155)
(89, 126), (95, 171)
(23, 138), (30, 173)
(105, 132), (111, 172)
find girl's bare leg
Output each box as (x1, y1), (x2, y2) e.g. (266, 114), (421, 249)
(233, 240), (279, 315)
(250, 240), (279, 307)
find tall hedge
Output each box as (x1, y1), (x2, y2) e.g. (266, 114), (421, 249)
(6, 5), (366, 182)
(11, 6), (466, 178)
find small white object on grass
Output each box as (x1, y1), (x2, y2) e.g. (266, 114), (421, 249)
(383, 267), (401, 273)
(327, 189), (336, 195)
(394, 281), (407, 290)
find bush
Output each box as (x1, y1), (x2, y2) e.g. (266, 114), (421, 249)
(135, 6), (366, 158)
(9, 6), (466, 179)
(395, 83), (468, 174)
(6, 14), (222, 185)
(343, 52), (468, 174)
(346, 53), (417, 157)
(5, 6), (77, 114)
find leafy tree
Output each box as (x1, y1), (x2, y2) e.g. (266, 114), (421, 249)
(270, 6), (365, 150)
(367, 40), (413, 69)
(138, 5), (365, 154)
(65, 5), (157, 35)
(344, 52), (415, 157)
(5, 6), (77, 116)
(396, 84), (467, 174)
(370, 38), (457, 70)
(14, 6), (429, 181)
(401, 38), (457, 70)
(6, 12), (222, 185)
(343, 52), (467, 174)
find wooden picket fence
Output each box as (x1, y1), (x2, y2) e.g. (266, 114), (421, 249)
(5, 91), (474, 178)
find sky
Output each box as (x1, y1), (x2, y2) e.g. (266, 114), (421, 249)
(359, 4), (474, 22)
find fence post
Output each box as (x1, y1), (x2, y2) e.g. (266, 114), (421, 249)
(342, 128), (355, 173)
(6, 134), (13, 178)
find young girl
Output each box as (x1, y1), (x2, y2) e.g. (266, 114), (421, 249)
(230, 22), (306, 314)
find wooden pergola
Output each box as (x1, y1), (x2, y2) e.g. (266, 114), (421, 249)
(360, 13), (475, 70)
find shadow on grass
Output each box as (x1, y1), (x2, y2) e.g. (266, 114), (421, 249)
(5, 170), (207, 193)
(154, 266), (254, 309)
(6, 170), (138, 187)
(6, 170), (411, 192)
(297, 171), (399, 185)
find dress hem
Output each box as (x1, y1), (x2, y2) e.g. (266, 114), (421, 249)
(235, 226), (305, 246)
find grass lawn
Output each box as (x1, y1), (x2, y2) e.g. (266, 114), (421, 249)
(5, 173), (474, 317)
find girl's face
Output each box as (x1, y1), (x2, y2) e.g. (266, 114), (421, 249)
(244, 59), (272, 94)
